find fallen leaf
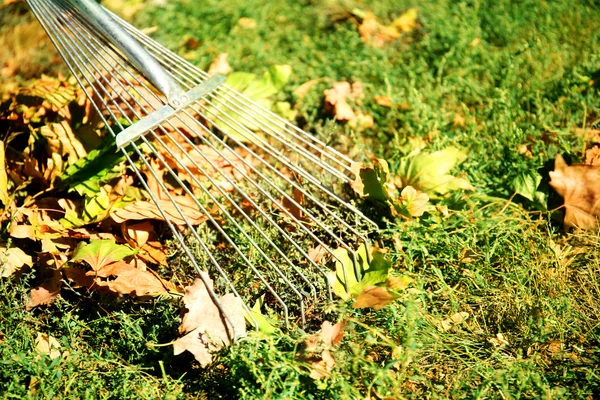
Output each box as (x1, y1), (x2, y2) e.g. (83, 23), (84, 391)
(111, 197), (208, 226)
(549, 154), (600, 230)
(352, 286), (399, 309)
(34, 333), (62, 360)
(386, 275), (413, 291)
(70, 239), (135, 272)
(394, 185), (430, 217)
(39, 121), (87, 165)
(207, 53), (232, 77)
(173, 273), (246, 367)
(297, 321), (346, 380)
(439, 311), (470, 332)
(324, 81), (362, 122)
(294, 79), (322, 99)
(93, 260), (172, 296)
(357, 8), (418, 47)
(281, 186), (305, 220)
(488, 332), (510, 347)
(0, 246), (33, 277)
(237, 17), (257, 29)
(391, 8), (419, 33)
(307, 244), (329, 264)
(123, 220), (151, 247)
(585, 146), (600, 166)
(396, 147), (474, 197)
(374, 95), (393, 107)
(328, 244), (392, 300)
(27, 261), (62, 310)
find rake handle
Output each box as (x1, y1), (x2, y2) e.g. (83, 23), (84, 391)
(64, 0), (188, 107)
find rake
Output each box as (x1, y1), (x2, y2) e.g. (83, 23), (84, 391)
(25, 0), (377, 334)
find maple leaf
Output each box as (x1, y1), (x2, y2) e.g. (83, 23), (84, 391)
(549, 154), (600, 230)
(70, 240), (135, 272)
(173, 273), (246, 367)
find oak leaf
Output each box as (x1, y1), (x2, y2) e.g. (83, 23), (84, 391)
(549, 154), (600, 230)
(173, 273), (246, 367)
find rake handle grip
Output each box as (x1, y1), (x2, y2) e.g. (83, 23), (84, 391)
(65, 0), (188, 107)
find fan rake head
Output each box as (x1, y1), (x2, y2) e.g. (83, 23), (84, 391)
(26, 0), (378, 332)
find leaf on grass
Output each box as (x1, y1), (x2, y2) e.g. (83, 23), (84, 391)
(0, 246), (33, 277)
(27, 256), (64, 310)
(439, 311), (469, 332)
(207, 53), (232, 77)
(92, 260), (173, 296)
(329, 244), (392, 300)
(393, 185), (430, 217)
(34, 333), (62, 360)
(512, 171), (547, 210)
(111, 197), (208, 226)
(396, 147), (474, 197)
(352, 286), (399, 309)
(549, 154), (600, 230)
(173, 273), (246, 367)
(349, 158), (392, 202)
(324, 81), (373, 129)
(297, 321), (346, 380)
(70, 239), (134, 272)
(357, 8), (419, 47)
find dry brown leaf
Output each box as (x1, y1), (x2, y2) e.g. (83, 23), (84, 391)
(0, 246), (33, 277)
(352, 286), (399, 310)
(307, 244), (329, 264)
(39, 121), (87, 165)
(324, 81), (365, 123)
(27, 266), (62, 310)
(91, 259), (173, 296)
(63, 266), (95, 288)
(549, 154), (600, 230)
(34, 333), (62, 360)
(297, 320), (346, 380)
(439, 311), (470, 332)
(237, 17), (257, 29)
(359, 15), (400, 47)
(207, 53), (232, 76)
(281, 186), (305, 220)
(123, 220), (151, 247)
(173, 273), (246, 367)
(374, 95), (393, 108)
(585, 146), (600, 166)
(111, 196), (208, 226)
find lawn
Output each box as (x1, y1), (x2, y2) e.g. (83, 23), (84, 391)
(1, 0), (600, 398)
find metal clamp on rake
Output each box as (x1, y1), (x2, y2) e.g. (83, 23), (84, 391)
(55, 0), (226, 149)
(26, 0), (378, 332)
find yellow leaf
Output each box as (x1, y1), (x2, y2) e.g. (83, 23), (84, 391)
(34, 333), (62, 360)
(391, 8), (419, 33)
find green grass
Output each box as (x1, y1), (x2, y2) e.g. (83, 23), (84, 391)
(2, 0), (600, 398)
